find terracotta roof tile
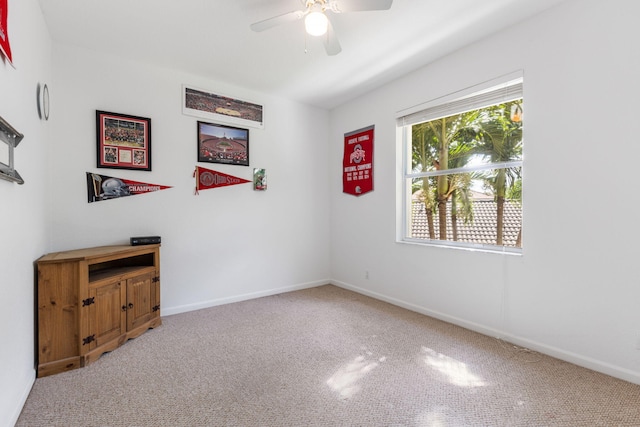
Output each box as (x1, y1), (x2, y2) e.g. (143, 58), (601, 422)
(410, 200), (522, 247)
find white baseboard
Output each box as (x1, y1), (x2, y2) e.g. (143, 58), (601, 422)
(162, 279), (330, 317)
(331, 279), (640, 386)
(5, 369), (35, 427)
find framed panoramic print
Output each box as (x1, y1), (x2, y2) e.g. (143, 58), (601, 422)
(183, 85), (264, 129)
(197, 121), (249, 166)
(96, 110), (151, 171)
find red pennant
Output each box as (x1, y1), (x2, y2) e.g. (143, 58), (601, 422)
(87, 172), (171, 203)
(0, 0), (13, 65)
(194, 166), (250, 194)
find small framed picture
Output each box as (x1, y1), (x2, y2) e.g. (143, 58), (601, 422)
(197, 121), (249, 166)
(96, 110), (151, 171)
(253, 168), (267, 191)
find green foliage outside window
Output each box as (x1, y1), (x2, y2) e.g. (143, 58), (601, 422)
(408, 99), (523, 250)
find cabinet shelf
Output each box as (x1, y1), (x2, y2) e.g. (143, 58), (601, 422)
(89, 265), (156, 284)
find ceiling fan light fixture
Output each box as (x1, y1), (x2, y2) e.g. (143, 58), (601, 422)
(305, 11), (328, 36)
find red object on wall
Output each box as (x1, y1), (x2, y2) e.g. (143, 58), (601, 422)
(0, 0), (13, 65)
(194, 165), (251, 194)
(343, 125), (374, 196)
(86, 172), (172, 203)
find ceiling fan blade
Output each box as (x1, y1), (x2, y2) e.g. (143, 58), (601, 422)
(329, 0), (393, 13)
(323, 19), (342, 56)
(250, 10), (305, 32)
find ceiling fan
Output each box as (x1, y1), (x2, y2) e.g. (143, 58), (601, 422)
(250, 0), (393, 56)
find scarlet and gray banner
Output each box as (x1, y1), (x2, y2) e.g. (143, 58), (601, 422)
(0, 0), (12, 65)
(87, 172), (171, 203)
(193, 165), (251, 194)
(343, 125), (374, 196)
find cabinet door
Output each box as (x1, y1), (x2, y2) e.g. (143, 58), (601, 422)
(87, 280), (126, 350)
(126, 271), (155, 331)
(37, 263), (80, 365)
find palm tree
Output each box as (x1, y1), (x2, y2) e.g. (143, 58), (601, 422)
(426, 112), (480, 240)
(474, 101), (523, 246)
(411, 123), (438, 239)
(507, 178), (523, 246)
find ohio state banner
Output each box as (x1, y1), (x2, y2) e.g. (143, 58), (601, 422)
(87, 172), (171, 203)
(193, 165), (251, 194)
(343, 125), (374, 196)
(0, 0), (12, 65)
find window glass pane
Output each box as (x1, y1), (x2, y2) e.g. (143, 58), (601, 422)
(410, 101), (522, 174)
(408, 167), (522, 248)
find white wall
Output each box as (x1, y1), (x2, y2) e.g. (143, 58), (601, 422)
(1, 16), (331, 424)
(0, 0), (51, 425)
(49, 44), (331, 314)
(330, 0), (640, 384)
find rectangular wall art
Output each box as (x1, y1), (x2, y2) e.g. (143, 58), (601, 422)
(197, 121), (249, 166)
(96, 111), (151, 171)
(183, 85), (264, 129)
(343, 125), (374, 196)
(253, 168), (266, 191)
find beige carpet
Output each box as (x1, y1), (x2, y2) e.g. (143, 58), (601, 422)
(17, 285), (640, 426)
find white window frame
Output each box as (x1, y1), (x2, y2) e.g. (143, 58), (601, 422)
(396, 72), (524, 254)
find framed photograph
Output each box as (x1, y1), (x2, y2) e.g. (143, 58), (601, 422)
(183, 85), (264, 129)
(198, 121), (249, 166)
(253, 168), (267, 191)
(96, 110), (151, 171)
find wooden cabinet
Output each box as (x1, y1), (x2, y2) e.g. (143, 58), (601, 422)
(36, 244), (161, 377)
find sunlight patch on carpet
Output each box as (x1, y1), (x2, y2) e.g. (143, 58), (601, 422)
(326, 351), (386, 399)
(421, 346), (485, 387)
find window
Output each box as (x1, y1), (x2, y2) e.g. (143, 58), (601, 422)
(398, 75), (523, 253)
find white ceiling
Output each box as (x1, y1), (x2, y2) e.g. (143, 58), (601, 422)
(37, 0), (566, 110)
